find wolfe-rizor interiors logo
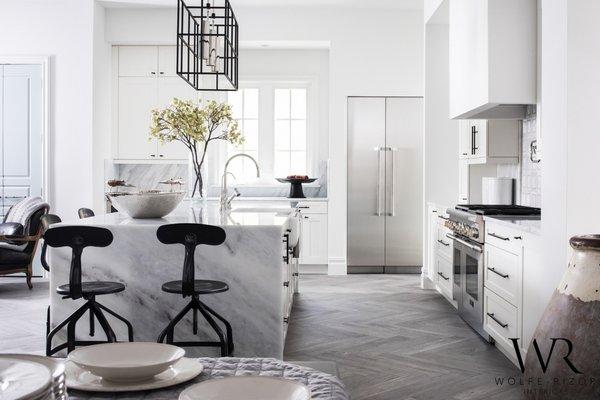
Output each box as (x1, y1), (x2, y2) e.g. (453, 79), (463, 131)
(493, 337), (597, 400)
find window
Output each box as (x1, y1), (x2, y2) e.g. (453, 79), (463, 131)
(225, 82), (312, 185)
(274, 88), (307, 177)
(227, 88), (259, 181)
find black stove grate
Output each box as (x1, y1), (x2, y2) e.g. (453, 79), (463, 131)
(455, 204), (541, 216)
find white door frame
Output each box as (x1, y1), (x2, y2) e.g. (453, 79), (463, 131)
(0, 56), (50, 207)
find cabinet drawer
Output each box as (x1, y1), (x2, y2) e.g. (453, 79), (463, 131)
(484, 289), (519, 350)
(485, 223), (523, 254)
(436, 227), (452, 260)
(296, 201), (327, 214)
(436, 256), (452, 293)
(485, 244), (521, 306)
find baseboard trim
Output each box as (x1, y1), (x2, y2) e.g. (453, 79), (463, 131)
(347, 266), (422, 274)
(299, 264), (328, 275)
(421, 273), (435, 289)
(327, 258), (347, 275)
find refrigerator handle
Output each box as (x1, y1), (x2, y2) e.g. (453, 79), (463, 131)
(389, 148), (397, 217)
(375, 147), (383, 216)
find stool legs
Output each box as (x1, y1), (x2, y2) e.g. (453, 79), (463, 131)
(157, 296), (233, 356)
(46, 297), (134, 356)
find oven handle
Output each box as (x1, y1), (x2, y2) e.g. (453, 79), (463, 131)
(446, 233), (483, 253)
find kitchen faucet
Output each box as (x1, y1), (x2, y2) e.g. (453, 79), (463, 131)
(220, 153), (260, 210)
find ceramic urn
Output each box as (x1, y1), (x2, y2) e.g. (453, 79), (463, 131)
(524, 235), (600, 399)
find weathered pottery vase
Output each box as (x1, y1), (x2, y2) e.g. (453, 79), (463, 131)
(524, 235), (600, 399)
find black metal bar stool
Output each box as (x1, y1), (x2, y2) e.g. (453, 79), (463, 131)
(44, 225), (133, 356)
(156, 223), (233, 356)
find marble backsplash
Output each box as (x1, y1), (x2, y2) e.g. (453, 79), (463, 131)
(104, 160), (328, 198)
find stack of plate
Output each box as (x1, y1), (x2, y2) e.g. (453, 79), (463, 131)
(0, 354), (67, 400)
(65, 342), (203, 393)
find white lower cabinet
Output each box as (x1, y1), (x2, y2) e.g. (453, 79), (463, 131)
(483, 220), (541, 364)
(427, 204), (456, 306)
(298, 201), (328, 265)
(484, 289), (519, 353)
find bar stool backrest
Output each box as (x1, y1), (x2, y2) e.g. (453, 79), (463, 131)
(40, 214), (62, 272)
(44, 226), (113, 300)
(78, 208), (95, 219)
(156, 223), (226, 297)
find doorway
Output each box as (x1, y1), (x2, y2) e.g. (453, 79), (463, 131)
(0, 63), (45, 276)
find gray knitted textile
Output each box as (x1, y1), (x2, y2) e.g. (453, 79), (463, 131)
(68, 357), (349, 400)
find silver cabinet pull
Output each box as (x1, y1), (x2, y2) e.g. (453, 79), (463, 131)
(487, 312), (509, 328)
(488, 232), (510, 241)
(437, 239), (450, 247)
(437, 272), (450, 281)
(437, 215), (449, 221)
(487, 267), (509, 279)
(446, 233), (483, 253)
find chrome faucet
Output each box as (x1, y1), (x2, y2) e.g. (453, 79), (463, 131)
(220, 153), (260, 210)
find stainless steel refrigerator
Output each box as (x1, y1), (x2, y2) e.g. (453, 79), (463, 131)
(347, 97), (423, 269)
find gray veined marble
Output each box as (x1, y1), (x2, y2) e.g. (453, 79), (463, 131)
(48, 201), (295, 358)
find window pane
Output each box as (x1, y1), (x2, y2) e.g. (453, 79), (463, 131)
(242, 119), (259, 150)
(290, 89), (306, 119)
(274, 120), (290, 150)
(290, 151), (307, 175)
(228, 91), (243, 119)
(274, 151), (290, 177)
(290, 120), (306, 151)
(244, 89), (259, 119)
(274, 89), (290, 119)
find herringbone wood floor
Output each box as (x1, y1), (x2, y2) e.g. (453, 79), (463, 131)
(0, 275), (523, 399)
(284, 275), (524, 400)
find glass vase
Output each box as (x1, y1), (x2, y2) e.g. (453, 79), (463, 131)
(188, 159), (208, 208)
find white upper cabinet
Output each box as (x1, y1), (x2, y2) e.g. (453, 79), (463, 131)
(158, 46), (178, 77)
(117, 77), (158, 159)
(115, 45), (196, 161)
(118, 46), (159, 77)
(449, 0), (537, 119)
(458, 119), (519, 164)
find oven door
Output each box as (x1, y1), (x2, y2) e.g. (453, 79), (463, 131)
(448, 233), (487, 337)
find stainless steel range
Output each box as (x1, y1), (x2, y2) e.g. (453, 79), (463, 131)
(444, 204), (541, 340)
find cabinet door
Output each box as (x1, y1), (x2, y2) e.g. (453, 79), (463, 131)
(299, 213), (328, 265)
(458, 120), (472, 159)
(119, 46), (158, 77)
(118, 77), (158, 159)
(458, 160), (469, 203)
(156, 77), (197, 160)
(473, 120), (488, 158)
(158, 46), (177, 77)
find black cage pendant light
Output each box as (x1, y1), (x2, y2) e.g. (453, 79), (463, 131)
(176, 0), (239, 91)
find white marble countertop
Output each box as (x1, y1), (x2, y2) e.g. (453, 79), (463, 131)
(67, 200), (295, 227)
(484, 215), (541, 235)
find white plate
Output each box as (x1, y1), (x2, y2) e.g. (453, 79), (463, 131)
(68, 342), (185, 382)
(179, 376), (311, 400)
(0, 358), (52, 400)
(65, 357), (203, 392)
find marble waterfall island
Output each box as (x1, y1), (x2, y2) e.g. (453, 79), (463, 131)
(48, 201), (298, 358)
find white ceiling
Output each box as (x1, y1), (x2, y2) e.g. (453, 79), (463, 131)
(99, 0), (423, 10)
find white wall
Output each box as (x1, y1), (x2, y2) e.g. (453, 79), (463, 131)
(538, 0), (600, 307)
(238, 48), (329, 171)
(105, 6), (424, 274)
(0, 0), (95, 219)
(93, 3), (113, 213)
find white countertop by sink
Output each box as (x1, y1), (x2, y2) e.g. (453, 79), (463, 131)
(66, 199), (296, 227)
(484, 215), (541, 235)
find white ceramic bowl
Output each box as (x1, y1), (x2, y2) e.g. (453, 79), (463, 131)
(107, 191), (185, 218)
(179, 376), (311, 400)
(67, 343), (185, 382)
